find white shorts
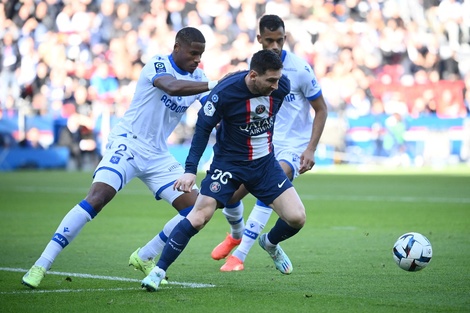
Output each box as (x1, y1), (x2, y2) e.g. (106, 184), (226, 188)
(93, 135), (197, 204)
(275, 147), (302, 180)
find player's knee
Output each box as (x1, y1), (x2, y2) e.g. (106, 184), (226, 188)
(85, 183), (116, 212)
(288, 205), (306, 229)
(187, 207), (211, 230)
(84, 195), (106, 213)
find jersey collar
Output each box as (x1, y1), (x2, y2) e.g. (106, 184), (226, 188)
(281, 50), (287, 63)
(168, 54), (189, 75)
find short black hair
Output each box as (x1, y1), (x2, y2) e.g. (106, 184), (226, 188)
(259, 15), (285, 34)
(250, 49), (283, 75)
(175, 27), (205, 45)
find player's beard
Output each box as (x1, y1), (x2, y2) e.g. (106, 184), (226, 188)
(253, 81), (274, 96)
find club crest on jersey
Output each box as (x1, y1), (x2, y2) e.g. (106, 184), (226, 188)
(255, 105), (266, 115)
(209, 181), (221, 193)
(204, 101), (216, 117)
(154, 62), (166, 74)
(110, 156), (121, 164)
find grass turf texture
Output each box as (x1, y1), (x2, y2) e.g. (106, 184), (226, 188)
(0, 166), (469, 313)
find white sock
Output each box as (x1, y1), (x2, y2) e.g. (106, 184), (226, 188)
(232, 202), (272, 262)
(139, 213), (185, 260)
(223, 201), (245, 239)
(35, 202), (95, 270)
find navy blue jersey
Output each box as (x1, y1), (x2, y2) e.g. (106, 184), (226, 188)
(185, 71), (290, 174)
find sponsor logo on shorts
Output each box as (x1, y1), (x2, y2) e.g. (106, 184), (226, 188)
(110, 156), (121, 164)
(168, 163), (181, 172)
(210, 181), (221, 193)
(278, 178), (287, 188)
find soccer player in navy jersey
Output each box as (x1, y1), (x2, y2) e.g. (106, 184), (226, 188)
(211, 14), (328, 272)
(141, 49), (307, 292)
(21, 27), (218, 289)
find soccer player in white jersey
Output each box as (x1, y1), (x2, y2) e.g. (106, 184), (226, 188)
(211, 14), (328, 272)
(21, 27), (219, 289)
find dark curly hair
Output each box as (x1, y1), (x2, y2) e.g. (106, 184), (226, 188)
(175, 27), (206, 45)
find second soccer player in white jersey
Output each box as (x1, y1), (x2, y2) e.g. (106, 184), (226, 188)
(211, 14), (328, 272)
(22, 27), (219, 289)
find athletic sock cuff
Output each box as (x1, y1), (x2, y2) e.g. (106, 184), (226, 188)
(181, 218), (199, 237)
(255, 199), (270, 208)
(226, 201), (241, 209)
(79, 200), (97, 219)
(178, 206), (193, 217)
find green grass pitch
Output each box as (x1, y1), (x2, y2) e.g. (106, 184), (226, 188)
(0, 166), (469, 313)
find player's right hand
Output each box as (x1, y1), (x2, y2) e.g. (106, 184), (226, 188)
(173, 173), (197, 193)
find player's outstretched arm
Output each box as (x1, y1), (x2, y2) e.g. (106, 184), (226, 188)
(153, 75), (216, 96)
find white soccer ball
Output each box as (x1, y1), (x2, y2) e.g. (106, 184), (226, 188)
(392, 232), (432, 271)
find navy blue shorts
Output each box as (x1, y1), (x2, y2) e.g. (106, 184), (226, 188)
(200, 153), (293, 207)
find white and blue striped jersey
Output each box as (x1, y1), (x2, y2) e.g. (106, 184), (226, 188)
(274, 50), (322, 151)
(109, 54), (209, 153)
(185, 71), (290, 174)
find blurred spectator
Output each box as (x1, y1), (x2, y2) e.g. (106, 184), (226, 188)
(89, 60), (118, 103)
(18, 127), (45, 149)
(437, 0), (464, 50)
(58, 84), (96, 170)
(0, 30), (21, 108)
(382, 112), (409, 163)
(18, 36), (39, 101)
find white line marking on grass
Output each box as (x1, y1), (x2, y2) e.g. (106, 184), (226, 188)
(0, 287), (138, 295)
(1, 267), (215, 289)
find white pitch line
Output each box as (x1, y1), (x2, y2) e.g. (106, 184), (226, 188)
(1, 267), (215, 289)
(0, 287), (138, 295)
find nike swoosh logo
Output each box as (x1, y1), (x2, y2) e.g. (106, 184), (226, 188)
(170, 239), (183, 247)
(278, 178), (287, 188)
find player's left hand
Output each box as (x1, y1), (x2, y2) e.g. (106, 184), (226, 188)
(299, 148), (315, 174)
(174, 173), (197, 193)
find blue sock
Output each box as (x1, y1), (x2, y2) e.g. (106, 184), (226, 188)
(157, 218), (198, 271)
(267, 218), (300, 245)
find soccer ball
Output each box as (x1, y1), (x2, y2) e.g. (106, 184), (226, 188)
(392, 232), (432, 271)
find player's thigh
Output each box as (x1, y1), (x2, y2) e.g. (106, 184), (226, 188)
(226, 184), (250, 206)
(93, 138), (138, 192)
(139, 152), (198, 208)
(271, 187), (306, 228)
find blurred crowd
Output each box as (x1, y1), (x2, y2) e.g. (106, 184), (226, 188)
(1, 0), (470, 165)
